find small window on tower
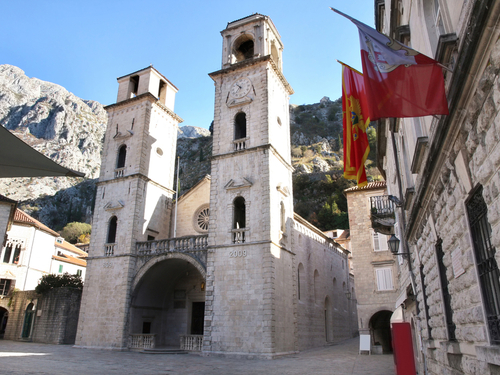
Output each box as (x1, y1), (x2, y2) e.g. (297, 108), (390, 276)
(233, 35), (255, 63)
(117, 145), (127, 169)
(130, 75), (139, 98)
(234, 112), (247, 140)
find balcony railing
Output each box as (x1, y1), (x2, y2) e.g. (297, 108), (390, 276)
(370, 196), (396, 235)
(129, 334), (156, 350)
(232, 228), (246, 244)
(105, 243), (115, 256)
(180, 335), (203, 351)
(137, 235), (208, 255)
(136, 235), (208, 269)
(233, 138), (248, 151)
(115, 168), (125, 178)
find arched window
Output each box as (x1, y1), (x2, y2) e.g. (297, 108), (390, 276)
(2, 244), (12, 263)
(280, 201), (285, 232)
(233, 197), (246, 229)
(13, 244), (21, 264)
(232, 197), (246, 244)
(233, 35), (254, 62)
(234, 112), (247, 140)
(107, 216), (118, 244)
(314, 270), (320, 303)
(117, 145), (127, 169)
(298, 263), (305, 300)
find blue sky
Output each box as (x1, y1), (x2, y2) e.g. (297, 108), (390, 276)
(1, 1), (374, 129)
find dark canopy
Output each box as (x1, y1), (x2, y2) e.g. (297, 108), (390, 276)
(0, 126), (85, 178)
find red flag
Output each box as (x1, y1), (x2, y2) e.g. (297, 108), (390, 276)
(332, 8), (449, 120)
(342, 63), (370, 187)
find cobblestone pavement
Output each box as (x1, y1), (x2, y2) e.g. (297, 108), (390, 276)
(0, 337), (395, 375)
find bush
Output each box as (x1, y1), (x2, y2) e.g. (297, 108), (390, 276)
(60, 222), (91, 244)
(35, 273), (83, 294)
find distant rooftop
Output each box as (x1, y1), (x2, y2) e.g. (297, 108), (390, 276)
(344, 181), (386, 193)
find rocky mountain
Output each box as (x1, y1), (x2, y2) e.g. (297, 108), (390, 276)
(2, 66), (378, 232)
(0, 64), (106, 201)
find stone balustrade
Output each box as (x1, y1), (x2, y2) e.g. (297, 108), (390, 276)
(129, 334), (156, 350)
(180, 335), (203, 351)
(114, 167), (125, 178)
(105, 243), (115, 256)
(136, 235), (208, 255)
(231, 228), (246, 243)
(233, 137), (247, 151)
(136, 235), (208, 269)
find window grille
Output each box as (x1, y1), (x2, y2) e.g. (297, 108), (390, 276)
(467, 186), (500, 344)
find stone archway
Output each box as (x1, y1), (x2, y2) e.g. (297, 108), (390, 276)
(130, 255), (206, 348)
(369, 310), (393, 353)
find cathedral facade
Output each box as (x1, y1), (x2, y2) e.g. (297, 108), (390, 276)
(75, 14), (356, 357)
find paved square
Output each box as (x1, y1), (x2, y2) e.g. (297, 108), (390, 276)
(0, 338), (395, 375)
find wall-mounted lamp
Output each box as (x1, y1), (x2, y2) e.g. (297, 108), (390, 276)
(388, 234), (409, 258)
(345, 291), (352, 300)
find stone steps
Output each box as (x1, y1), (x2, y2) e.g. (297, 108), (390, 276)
(140, 348), (188, 355)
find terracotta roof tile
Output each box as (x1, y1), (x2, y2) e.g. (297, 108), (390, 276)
(55, 240), (88, 257)
(344, 181), (387, 193)
(13, 209), (60, 237)
(52, 254), (87, 267)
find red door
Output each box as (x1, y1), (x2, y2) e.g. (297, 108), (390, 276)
(391, 322), (416, 375)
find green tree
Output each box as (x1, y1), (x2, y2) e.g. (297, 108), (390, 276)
(35, 273), (83, 294)
(366, 125), (377, 162)
(60, 222), (91, 244)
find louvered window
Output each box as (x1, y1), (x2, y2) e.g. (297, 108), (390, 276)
(375, 268), (394, 291)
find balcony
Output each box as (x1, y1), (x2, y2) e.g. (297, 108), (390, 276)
(370, 196), (396, 235)
(114, 168), (125, 178)
(233, 138), (248, 151)
(136, 235), (208, 269)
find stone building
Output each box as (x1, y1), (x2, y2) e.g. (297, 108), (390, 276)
(345, 181), (399, 354)
(76, 14), (356, 357)
(0, 208), (87, 340)
(374, 0), (500, 374)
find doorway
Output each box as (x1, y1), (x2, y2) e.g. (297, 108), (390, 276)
(191, 302), (205, 335)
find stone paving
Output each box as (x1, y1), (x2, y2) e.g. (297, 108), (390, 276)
(0, 337), (395, 375)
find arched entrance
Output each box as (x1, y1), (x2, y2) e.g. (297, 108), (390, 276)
(369, 310), (393, 353)
(0, 307), (8, 339)
(130, 257), (206, 348)
(21, 303), (35, 339)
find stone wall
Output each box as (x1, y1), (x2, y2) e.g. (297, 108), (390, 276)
(4, 288), (81, 344)
(345, 185), (398, 340)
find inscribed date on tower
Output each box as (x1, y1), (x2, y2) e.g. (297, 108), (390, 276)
(229, 249), (247, 258)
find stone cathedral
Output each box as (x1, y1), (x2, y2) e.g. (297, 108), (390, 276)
(76, 14), (356, 357)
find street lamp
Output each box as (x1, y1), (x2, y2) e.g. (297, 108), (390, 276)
(388, 234), (409, 258)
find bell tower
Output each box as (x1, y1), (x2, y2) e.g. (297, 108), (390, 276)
(76, 66), (182, 349)
(204, 14), (296, 357)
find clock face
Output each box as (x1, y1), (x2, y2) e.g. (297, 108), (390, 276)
(230, 78), (251, 99)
